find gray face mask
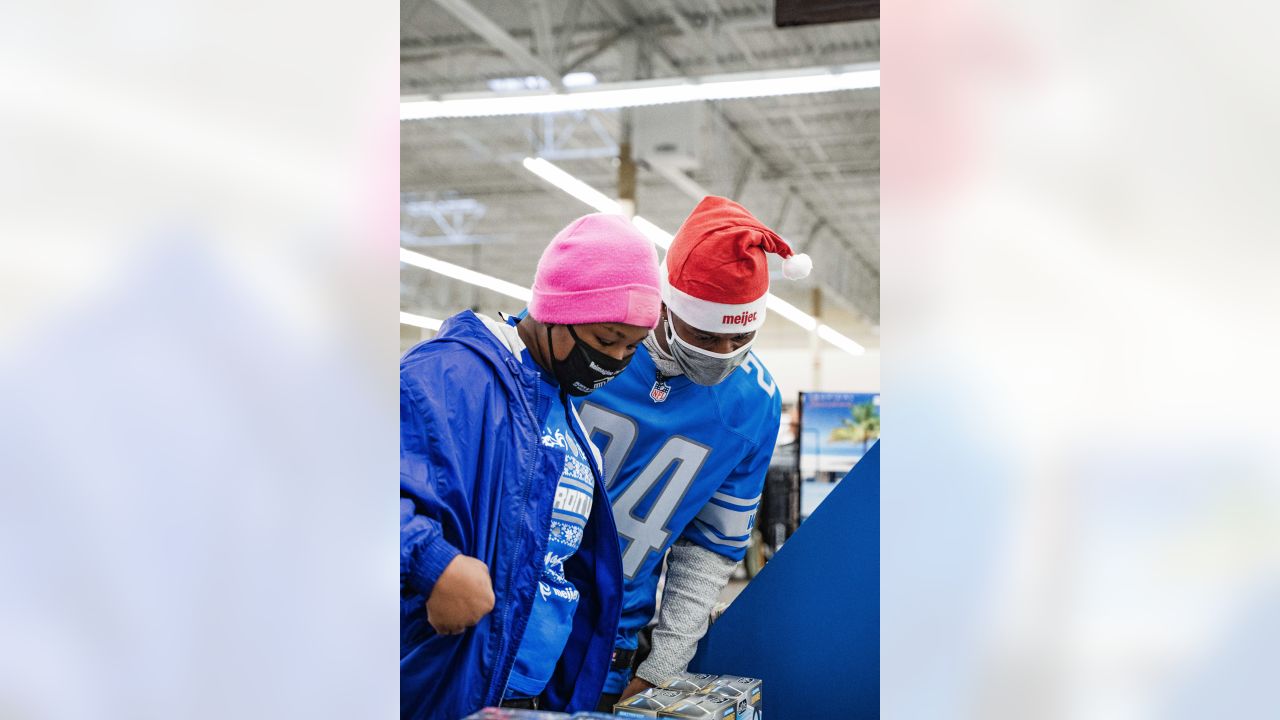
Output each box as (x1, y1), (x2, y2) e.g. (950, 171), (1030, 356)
(665, 315), (753, 386)
(643, 331), (683, 378)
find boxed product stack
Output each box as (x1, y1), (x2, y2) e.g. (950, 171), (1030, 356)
(462, 710), (617, 719)
(613, 673), (763, 720)
(462, 673), (762, 720)
(613, 688), (691, 717)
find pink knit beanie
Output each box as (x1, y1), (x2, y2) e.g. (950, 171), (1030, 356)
(529, 214), (662, 329)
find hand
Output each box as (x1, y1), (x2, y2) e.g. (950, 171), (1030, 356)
(426, 555), (494, 635)
(621, 677), (656, 701)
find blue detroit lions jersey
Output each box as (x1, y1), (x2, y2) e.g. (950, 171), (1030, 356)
(572, 343), (782, 644)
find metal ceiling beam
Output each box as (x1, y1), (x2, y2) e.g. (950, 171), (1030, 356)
(588, 0), (776, 35)
(401, 6), (832, 55)
(554, 0), (590, 68)
(528, 0), (557, 69)
(432, 0), (565, 88)
(644, 158), (713, 201)
(730, 155), (756, 199)
(688, 0), (761, 65)
(588, 0), (630, 27)
(653, 0), (714, 53)
(560, 25), (634, 72)
(611, 30), (879, 321)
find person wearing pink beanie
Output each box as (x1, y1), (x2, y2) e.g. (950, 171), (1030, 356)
(400, 213), (661, 718)
(522, 213), (663, 395)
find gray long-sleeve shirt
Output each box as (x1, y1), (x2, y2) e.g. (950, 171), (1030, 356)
(634, 539), (740, 684)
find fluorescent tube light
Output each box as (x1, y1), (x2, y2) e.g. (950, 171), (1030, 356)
(521, 157), (671, 249)
(817, 323), (866, 355)
(402, 65), (879, 120)
(765, 294), (818, 332)
(562, 72), (598, 88)
(399, 247), (533, 302)
(400, 312), (443, 331)
(631, 216), (673, 249)
(486, 76), (550, 92)
(522, 157), (623, 214)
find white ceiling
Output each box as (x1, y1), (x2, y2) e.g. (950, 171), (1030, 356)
(401, 0), (879, 349)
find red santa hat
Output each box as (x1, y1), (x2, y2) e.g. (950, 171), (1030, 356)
(661, 196), (812, 334)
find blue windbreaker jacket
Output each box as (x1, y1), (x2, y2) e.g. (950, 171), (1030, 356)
(400, 311), (623, 719)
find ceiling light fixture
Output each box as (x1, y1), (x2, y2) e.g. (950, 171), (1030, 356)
(630, 216), (673, 249)
(399, 247), (533, 302)
(402, 64), (879, 120)
(400, 312), (443, 331)
(816, 323), (866, 356)
(765, 294), (819, 332)
(522, 157), (622, 214)
(562, 72), (598, 88)
(523, 157), (672, 248)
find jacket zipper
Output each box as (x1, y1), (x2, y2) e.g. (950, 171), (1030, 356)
(494, 394), (602, 707)
(563, 395), (621, 706)
(487, 380), (546, 705)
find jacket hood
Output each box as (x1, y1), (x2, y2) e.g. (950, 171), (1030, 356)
(411, 310), (543, 410)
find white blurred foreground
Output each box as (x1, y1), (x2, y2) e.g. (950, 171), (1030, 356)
(0, 1), (398, 718)
(883, 0), (1280, 717)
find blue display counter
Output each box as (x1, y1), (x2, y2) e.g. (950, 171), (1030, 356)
(690, 442), (879, 718)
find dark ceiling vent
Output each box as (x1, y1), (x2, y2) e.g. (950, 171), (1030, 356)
(775, 0), (880, 27)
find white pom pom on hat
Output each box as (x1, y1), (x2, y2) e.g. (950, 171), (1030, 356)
(781, 252), (812, 280)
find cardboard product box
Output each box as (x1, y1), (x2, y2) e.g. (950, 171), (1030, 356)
(568, 713), (618, 719)
(707, 677), (762, 720)
(613, 689), (690, 718)
(657, 672), (721, 693)
(656, 693), (738, 719)
(703, 684), (750, 720)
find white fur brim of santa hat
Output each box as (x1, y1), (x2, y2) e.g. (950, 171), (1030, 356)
(661, 265), (769, 333)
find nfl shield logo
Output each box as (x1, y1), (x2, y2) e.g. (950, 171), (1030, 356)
(649, 380), (670, 403)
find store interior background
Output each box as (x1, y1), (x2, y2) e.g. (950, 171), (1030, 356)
(400, 0), (879, 607)
(400, 0), (879, 397)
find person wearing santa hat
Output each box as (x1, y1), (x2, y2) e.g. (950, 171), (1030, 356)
(572, 196), (812, 707)
(400, 214), (662, 718)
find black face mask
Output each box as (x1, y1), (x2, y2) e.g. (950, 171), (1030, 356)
(546, 324), (632, 396)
